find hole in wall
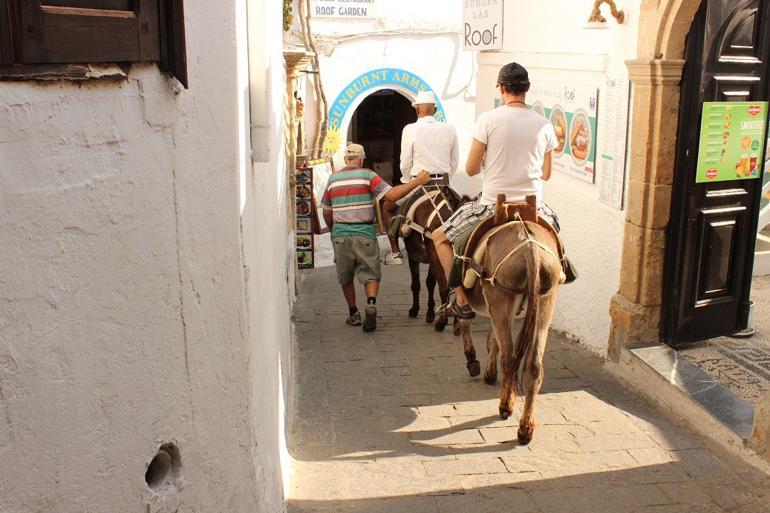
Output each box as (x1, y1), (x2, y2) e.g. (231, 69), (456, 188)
(145, 442), (181, 493)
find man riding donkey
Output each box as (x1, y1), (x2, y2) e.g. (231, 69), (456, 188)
(433, 62), (577, 320)
(381, 90), (460, 266)
(433, 62), (578, 444)
(321, 143), (431, 332)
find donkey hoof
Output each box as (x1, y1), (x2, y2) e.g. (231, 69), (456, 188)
(467, 360), (481, 377)
(434, 317), (447, 332)
(453, 324), (462, 337)
(408, 308), (419, 318)
(425, 311), (435, 323)
(483, 373), (497, 385)
(499, 406), (512, 420)
(517, 426), (534, 446)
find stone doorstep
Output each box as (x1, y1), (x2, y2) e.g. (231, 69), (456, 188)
(607, 343), (770, 472)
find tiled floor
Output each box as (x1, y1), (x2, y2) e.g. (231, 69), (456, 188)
(288, 265), (770, 513)
(679, 275), (770, 405)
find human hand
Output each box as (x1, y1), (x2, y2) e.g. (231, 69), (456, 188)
(415, 170), (431, 185)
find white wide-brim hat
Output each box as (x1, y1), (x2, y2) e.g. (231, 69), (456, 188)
(412, 91), (437, 106)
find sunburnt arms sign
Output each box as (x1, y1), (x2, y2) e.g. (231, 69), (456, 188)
(463, 0), (503, 51)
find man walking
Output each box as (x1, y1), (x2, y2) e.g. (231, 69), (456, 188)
(383, 91), (459, 265)
(321, 143), (431, 332)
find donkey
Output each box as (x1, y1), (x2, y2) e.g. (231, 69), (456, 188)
(455, 195), (563, 445)
(386, 186), (463, 332)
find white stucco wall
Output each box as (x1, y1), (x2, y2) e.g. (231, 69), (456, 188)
(0, 0), (290, 511)
(474, 0), (642, 354)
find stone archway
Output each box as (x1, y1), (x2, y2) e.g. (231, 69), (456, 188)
(609, 0), (704, 355)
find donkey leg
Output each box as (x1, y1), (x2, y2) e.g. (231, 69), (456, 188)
(428, 259), (449, 332)
(483, 328), (499, 385)
(485, 288), (516, 420)
(518, 290), (558, 445)
(425, 271), (436, 324)
(453, 317), (461, 337)
(457, 319), (480, 377)
(408, 258), (421, 318)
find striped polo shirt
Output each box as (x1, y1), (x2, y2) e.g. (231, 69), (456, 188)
(321, 167), (391, 240)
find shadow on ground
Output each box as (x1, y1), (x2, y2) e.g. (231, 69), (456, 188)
(288, 265), (770, 512)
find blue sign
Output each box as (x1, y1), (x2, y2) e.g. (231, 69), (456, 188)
(327, 68), (446, 130)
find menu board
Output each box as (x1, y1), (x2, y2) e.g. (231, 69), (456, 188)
(296, 166), (315, 269)
(528, 83), (599, 184)
(599, 76), (631, 210)
(696, 102), (768, 183)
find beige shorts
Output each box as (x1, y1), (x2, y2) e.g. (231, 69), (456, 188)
(332, 236), (381, 285)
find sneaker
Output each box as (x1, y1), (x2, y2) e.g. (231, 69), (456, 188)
(363, 305), (377, 332)
(346, 311), (362, 326)
(384, 252), (405, 266)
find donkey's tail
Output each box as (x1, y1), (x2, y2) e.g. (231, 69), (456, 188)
(511, 235), (540, 396)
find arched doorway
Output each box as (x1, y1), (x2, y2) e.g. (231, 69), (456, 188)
(609, 0), (705, 355)
(347, 90), (417, 184)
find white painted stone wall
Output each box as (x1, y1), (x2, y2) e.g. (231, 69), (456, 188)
(0, 0), (290, 511)
(475, 0), (642, 354)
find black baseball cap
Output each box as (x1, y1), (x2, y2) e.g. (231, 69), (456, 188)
(497, 62), (530, 88)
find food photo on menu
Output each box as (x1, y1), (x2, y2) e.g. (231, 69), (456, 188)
(296, 200), (311, 216)
(570, 110), (591, 164)
(297, 184), (312, 199)
(297, 218), (311, 233)
(297, 168), (311, 184)
(296, 235), (312, 249)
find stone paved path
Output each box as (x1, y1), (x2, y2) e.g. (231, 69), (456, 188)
(288, 265), (770, 513)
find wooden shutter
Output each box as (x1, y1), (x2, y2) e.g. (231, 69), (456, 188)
(159, 0), (187, 88)
(0, 0), (14, 65)
(19, 0), (160, 64)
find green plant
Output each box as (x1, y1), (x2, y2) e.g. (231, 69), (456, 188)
(283, 0), (294, 32)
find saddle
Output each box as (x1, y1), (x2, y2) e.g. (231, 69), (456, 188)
(461, 195), (565, 290)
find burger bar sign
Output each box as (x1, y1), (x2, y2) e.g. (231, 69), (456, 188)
(463, 0), (503, 51)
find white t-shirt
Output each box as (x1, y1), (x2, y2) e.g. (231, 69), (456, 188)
(473, 106), (558, 206)
(400, 116), (459, 182)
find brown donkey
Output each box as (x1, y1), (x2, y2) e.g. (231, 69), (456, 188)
(455, 196), (563, 445)
(385, 186), (463, 332)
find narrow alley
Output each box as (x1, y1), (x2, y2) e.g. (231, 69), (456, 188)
(289, 266), (770, 513)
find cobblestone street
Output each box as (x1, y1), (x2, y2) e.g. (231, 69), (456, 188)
(288, 265), (770, 513)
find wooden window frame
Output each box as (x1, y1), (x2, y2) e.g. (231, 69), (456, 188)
(0, 0), (187, 87)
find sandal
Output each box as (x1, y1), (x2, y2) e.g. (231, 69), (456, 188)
(450, 302), (476, 320)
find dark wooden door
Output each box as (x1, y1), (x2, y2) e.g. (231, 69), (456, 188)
(663, 0), (770, 346)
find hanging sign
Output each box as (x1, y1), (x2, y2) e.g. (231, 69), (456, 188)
(463, 0), (504, 51)
(526, 83), (599, 184)
(311, 0), (377, 19)
(696, 102), (768, 183)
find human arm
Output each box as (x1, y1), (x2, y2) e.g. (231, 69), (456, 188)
(323, 210), (334, 230)
(449, 126), (459, 176)
(542, 150), (553, 181)
(400, 125), (414, 182)
(320, 183), (333, 229)
(465, 138), (487, 177)
(383, 170), (431, 202)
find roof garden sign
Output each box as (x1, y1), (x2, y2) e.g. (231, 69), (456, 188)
(311, 0), (378, 19)
(463, 0), (503, 51)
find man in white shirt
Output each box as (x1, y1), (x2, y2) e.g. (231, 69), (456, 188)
(383, 91), (459, 265)
(432, 62), (561, 319)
